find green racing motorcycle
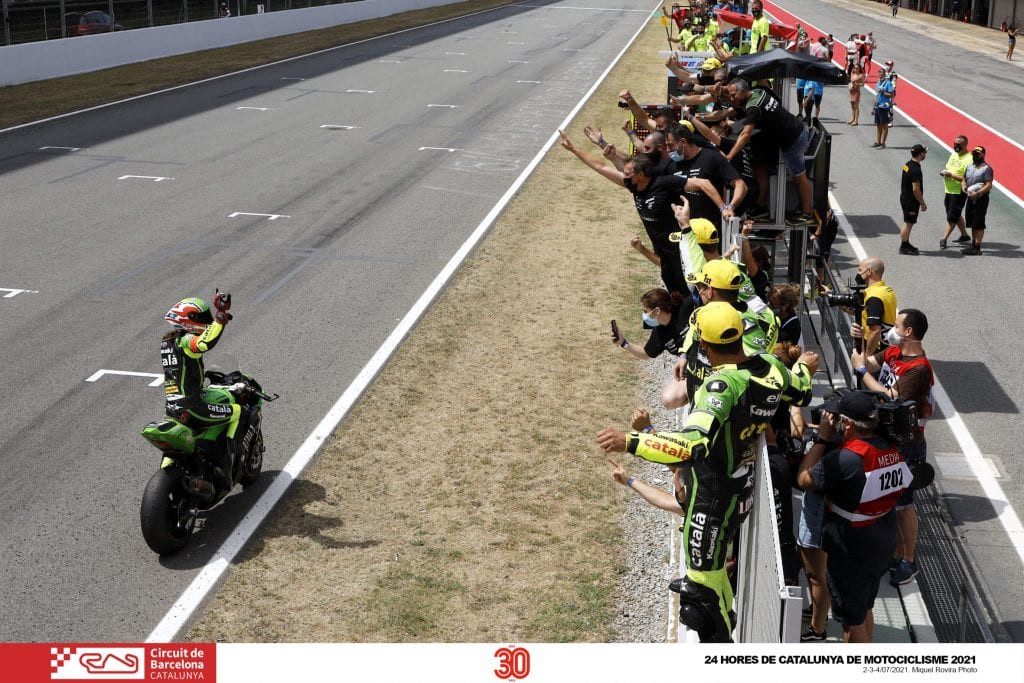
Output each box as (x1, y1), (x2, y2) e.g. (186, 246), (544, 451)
(139, 369), (278, 555)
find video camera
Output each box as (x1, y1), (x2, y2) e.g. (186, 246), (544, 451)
(811, 388), (919, 446)
(822, 278), (867, 310)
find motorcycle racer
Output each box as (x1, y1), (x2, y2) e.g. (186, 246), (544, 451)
(162, 292), (238, 491)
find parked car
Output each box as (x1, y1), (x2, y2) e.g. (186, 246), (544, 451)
(64, 11), (124, 36)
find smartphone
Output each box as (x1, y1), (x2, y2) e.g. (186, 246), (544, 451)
(610, 320), (620, 340)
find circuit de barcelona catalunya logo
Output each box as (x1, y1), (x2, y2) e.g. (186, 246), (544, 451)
(51, 646), (145, 679)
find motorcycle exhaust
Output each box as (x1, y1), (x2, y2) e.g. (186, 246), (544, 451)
(183, 476), (216, 502)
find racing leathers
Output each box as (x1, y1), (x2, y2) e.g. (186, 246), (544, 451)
(625, 352), (814, 641)
(162, 320), (240, 486)
(680, 301), (780, 400)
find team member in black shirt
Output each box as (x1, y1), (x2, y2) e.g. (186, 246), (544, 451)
(724, 78), (815, 226)
(898, 145), (928, 255)
(611, 288), (692, 360)
(665, 124), (746, 225)
(559, 130), (725, 294)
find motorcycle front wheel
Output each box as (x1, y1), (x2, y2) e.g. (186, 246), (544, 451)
(140, 466), (197, 555)
(237, 429), (264, 487)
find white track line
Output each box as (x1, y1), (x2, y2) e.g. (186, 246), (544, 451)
(146, 4), (656, 643)
(778, 4), (1024, 211)
(830, 191), (1024, 569)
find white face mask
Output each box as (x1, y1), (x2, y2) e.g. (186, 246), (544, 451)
(885, 327), (904, 346)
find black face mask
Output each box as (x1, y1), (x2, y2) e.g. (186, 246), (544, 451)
(697, 72), (716, 86)
(972, 153), (983, 163)
(646, 150), (662, 165)
(954, 143), (965, 153)
(855, 273), (866, 285)
(752, 9), (762, 16)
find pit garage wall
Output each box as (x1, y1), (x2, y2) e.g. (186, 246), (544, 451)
(0, 0), (461, 86)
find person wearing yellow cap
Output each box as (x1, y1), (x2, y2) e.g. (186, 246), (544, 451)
(656, 255), (777, 409)
(671, 198), (761, 309)
(597, 302), (817, 642)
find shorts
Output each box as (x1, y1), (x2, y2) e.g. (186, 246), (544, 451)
(750, 133), (777, 167)
(781, 126), (810, 177)
(873, 106), (893, 125)
(826, 552), (885, 627)
(897, 439), (927, 509)
(797, 489), (825, 549)
(900, 197), (920, 224)
(944, 192), (967, 223)
(965, 195), (989, 231)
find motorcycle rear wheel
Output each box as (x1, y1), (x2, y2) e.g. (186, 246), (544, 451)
(140, 466), (197, 555)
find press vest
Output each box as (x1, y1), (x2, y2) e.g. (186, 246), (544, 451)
(878, 346), (934, 428)
(828, 439), (910, 527)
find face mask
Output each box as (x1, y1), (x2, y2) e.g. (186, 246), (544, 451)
(954, 142), (965, 153)
(972, 154), (983, 163)
(642, 311), (660, 327)
(646, 150), (662, 165)
(691, 288), (702, 306)
(623, 177), (636, 191)
(752, 9), (761, 16)
(854, 273), (866, 285)
(669, 151), (682, 162)
(885, 327), (904, 346)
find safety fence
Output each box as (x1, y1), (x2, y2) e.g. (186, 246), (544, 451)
(2, 0), (361, 45)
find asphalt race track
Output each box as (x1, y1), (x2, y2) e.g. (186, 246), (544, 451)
(768, 0), (1024, 641)
(0, 0), (654, 641)
(2, 0), (1022, 643)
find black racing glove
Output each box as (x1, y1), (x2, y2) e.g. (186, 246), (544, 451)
(215, 310), (232, 324)
(214, 291), (232, 313)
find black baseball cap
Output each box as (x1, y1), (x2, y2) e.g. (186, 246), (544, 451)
(821, 391), (877, 421)
(910, 144), (928, 156)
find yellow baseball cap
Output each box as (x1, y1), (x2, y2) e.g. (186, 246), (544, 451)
(689, 218), (719, 245)
(686, 258), (743, 290)
(695, 302), (743, 344)
(701, 57), (723, 71)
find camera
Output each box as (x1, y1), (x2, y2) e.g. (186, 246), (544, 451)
(822, 278), (867, 310)
(811, 389), (919, 446)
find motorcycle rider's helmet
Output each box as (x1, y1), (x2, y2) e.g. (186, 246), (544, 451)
(165, 297), (213, 334)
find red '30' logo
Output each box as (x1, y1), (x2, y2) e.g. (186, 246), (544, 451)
(494, 646), (530, 680)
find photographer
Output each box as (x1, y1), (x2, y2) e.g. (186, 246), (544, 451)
(824, 257), (896, 355)
(797, 391), (911, 643)
(852, 309), (934, 586)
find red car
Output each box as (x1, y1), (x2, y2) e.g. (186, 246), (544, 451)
(64, 11), (125, 37)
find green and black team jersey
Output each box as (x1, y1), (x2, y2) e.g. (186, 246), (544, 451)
(680, 302), (780, 399)
(627, 353), (813, 573)
(162, 321), (226, 409)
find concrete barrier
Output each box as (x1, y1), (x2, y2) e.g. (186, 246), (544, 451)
(0, 0), (460, 86)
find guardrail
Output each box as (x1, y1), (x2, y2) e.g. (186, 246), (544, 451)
(0, 0), (456, 85)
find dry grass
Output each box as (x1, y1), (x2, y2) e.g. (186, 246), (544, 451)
(185, 15), (673, 642)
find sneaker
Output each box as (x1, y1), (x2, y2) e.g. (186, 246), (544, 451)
(785, 211), (815, 226)
(961, 245), (981, 255)
(953, 234), (972, 244)
(939, 239), (948, 250)
(749, 205), (771, 220)
(870, 142), (880, 148)
(899, 243), (920, 255)
(890, 559), (919, 586)
(800, 627), (827, 642)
